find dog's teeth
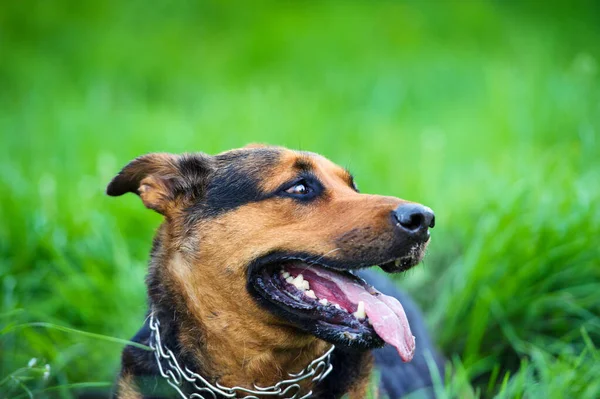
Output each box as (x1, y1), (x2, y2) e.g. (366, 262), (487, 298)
(286, 276), (294, 284)
(319, 298), (328, 306)
(291, 274), (305, 290)
(302, 280), (310, 291)
(353, 301), (366, 319)
(282, 271), (290, 278)
(395, 258), (402, 267)
(334, 304), (342, 310)
(305, 290), (316, 299)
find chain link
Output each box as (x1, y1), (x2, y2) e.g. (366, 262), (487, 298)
(148, 311), (334, 399)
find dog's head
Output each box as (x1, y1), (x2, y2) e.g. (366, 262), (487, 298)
(108, 145), (434, 362)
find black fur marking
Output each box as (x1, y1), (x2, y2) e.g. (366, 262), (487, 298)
(293, 157), (315, 173)
(198, 149), (281, 217)
(334, 221), (426, 269)
(115, 309), (200, 398)
(174, 154), (214, 199)
(315, 349), (373, 398)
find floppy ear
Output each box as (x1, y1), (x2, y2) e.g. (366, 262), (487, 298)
(106, 152), (214, 215)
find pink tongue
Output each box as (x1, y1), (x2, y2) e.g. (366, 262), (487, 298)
(309, 268), (416, 362)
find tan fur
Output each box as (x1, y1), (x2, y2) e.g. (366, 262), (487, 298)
(117, 373), (142, 399)
(166, 251), (330, 389)
(158, 150), (395, 390)
(138, 175), (174, 214)
(113, 146), (427, 397)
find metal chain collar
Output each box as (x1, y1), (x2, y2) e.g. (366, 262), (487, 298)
(148, 311), (335, 399)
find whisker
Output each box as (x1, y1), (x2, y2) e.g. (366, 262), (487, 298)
(298, 248), (342, 272)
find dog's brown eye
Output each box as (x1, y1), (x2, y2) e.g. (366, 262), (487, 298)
(280, 177), (322, 200)
(286, 183), (309, 195)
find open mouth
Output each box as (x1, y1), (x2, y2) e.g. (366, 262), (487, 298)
(248, 258), (416, 362)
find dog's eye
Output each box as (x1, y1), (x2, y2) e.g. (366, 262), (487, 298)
(285, 181), (311, 196)
(280, 177), (323, 201)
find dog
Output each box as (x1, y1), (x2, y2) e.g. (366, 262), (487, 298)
(108, 145), (444, 399)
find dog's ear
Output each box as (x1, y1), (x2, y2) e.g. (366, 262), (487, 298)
(106, 153), (214, 215)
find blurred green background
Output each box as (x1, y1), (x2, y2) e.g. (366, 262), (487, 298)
(1, 1), (599, 398)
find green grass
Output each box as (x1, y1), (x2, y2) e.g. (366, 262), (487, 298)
(1, 1), (599, 398)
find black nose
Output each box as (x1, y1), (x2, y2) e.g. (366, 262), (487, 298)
(393, 203), (435, 237)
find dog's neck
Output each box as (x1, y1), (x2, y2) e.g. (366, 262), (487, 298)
(149, 300), (332, 393)
(147, 251), (332, 392)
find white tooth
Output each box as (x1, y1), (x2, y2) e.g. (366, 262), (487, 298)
(319, 298), (328, 306)
(282, 271), (290, 278)
(302, 280), (310, 291)
(353, 301), (366, 319)
(286, 276), (294, 283)
(334, 304), (342, 310)
(395, 258), (402, 267)
(292, 274), (304, 290)
(305, 290), (316, 299)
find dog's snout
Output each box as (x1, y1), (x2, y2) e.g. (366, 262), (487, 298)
(393, 203), (435, 238)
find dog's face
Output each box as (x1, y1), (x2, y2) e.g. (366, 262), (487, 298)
(108, 145), (434, 362)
